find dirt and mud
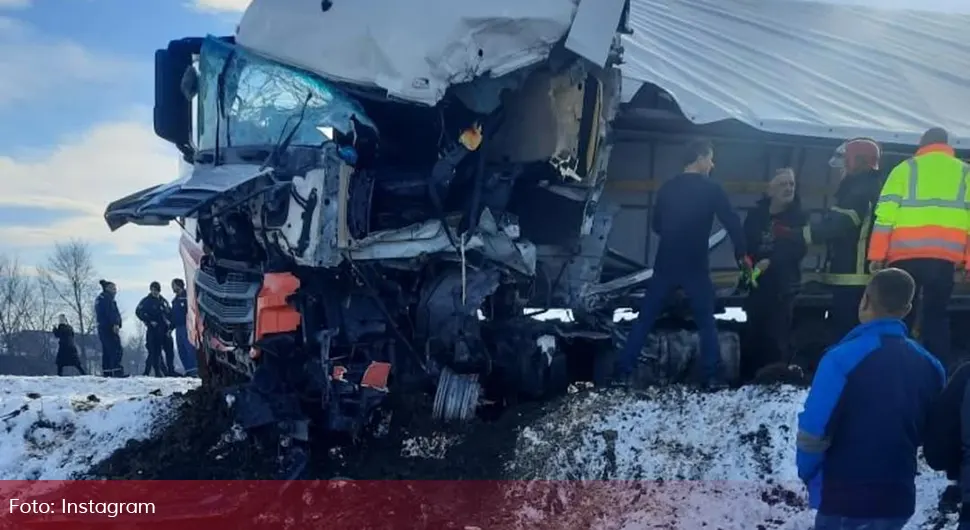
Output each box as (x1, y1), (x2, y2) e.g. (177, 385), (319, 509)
(84, 381), (558, 481)
(78, 374), (957, 529)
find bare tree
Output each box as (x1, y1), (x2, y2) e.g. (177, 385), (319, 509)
(0, 255), (37, 355)
(123, 320), (148, 375)
(28, 279), (58, 361)
(37, 240), (99, 364)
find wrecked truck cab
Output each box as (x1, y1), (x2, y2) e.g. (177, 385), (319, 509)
(104, 0), (658, 475)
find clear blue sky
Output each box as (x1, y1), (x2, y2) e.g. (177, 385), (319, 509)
(0, 0), (248, 334)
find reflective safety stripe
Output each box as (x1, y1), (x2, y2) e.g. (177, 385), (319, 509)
(900, 159), (969, 209)
(890, 239), (966, 252)
(879, 194), (903, 205)
(870, 155), (970, 264)
(796, 429), (831, 453)
(830, 206), (860, 226)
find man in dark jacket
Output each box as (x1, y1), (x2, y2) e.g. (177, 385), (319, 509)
(801, 138), (885, 341)
(615, 138), (748, 389)
(797, 268), (945, 530)
(94, 279), (126, 377)
(741, 167), (808, 380)
(923, 362), (970, 526)
(170, 278), (198, 377)
(136, 281), (175, 377)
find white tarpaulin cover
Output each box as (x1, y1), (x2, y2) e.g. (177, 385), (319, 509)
(620, 0), (970, 146)
(235, 0), (579, 107)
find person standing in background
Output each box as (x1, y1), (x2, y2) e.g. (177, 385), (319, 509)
(614, 138), (749, 390)
(171, 278), (198, 377)
(923, 361), (970, 527)
(800, 138), (884, 342)
(740, 167), (808, 380)
(52, 314), (85, 376)
(868, 127), (969, 368)
(94, 279), (126, 377)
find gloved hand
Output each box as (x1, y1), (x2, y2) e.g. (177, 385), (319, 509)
(737, 256), (757, 289)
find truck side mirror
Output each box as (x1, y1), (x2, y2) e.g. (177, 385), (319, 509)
(154, 44), (195, 161)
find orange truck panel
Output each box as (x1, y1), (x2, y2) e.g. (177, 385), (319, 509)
(255, 272), (302, 343)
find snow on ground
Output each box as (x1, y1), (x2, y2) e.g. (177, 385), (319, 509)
(0, 375), (199, 480)
(511, 385), (956, 530)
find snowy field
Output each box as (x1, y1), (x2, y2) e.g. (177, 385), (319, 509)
(512, 385), (956, 530)
(0, 375), (956, 529)
(0, 375), (199, 480)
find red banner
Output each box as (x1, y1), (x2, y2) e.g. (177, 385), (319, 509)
(0, 480), (807, 529)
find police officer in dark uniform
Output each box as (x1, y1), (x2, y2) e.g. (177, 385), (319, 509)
(800, 138), (884, 341)
(136, 281), (176, 377)
(94, 279), (126, 377)
(170, 278), (197, 377)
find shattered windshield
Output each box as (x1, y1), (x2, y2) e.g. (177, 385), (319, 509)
(196, 36), (376, 152)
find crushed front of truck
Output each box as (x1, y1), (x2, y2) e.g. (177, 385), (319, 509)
(104, 0), (635, 478)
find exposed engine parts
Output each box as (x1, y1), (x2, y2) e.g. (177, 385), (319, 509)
(101, 1), (745, 479)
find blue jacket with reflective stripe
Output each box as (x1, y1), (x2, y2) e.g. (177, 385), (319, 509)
(796, 318), (944, 518)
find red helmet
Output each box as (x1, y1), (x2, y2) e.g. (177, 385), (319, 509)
(830, 138), (881, 173)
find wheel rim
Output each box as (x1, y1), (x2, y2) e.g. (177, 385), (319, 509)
(432, 366), (480, 422)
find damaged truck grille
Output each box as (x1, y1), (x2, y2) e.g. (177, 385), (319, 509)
(195, 267), (261, 343)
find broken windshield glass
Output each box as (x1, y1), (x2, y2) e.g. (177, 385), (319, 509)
(196, 36), (377, 153)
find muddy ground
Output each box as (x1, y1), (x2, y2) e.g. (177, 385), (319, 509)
(85, 361), (814, 482)
(79, 377), (958, 529)
(83, 381), (557, 481)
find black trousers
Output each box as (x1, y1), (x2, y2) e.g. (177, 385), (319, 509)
(891, 258), (955, 367)
(144, 330), (175, 376)
(98, 328), (124, 377)
(742, 287), (795, 380)
(56, 346), (86, 376)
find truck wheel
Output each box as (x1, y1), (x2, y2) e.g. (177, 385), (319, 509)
(432, 366), (480, 422)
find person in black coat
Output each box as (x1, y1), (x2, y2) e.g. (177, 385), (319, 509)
(52, 314), (85, 376)
(740, 167), (808, 380)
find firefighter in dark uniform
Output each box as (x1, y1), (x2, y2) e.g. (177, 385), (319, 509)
(801, 138), (884, 340)
(94, 279), (126, 377)
(136, 281), (176, 377)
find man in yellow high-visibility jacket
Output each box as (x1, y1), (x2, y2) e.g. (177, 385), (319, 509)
(868, 127), (970, 366)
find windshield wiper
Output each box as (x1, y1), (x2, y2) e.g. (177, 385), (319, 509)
(260, 91), (313, 172)
(213, 50), (235, 166)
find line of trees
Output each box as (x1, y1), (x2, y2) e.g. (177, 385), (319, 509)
(0, 239), (147, 375)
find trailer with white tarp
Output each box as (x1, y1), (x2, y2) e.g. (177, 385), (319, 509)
(597, 0), (970, 369)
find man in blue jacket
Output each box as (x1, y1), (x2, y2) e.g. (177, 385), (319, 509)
(615, 138), (748, 389)
(797, 268), (945, 530)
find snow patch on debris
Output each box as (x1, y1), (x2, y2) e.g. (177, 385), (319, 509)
(0, 376), (199, 480)
(401, 434), (460, 459)
(511, 385), (955, 529)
